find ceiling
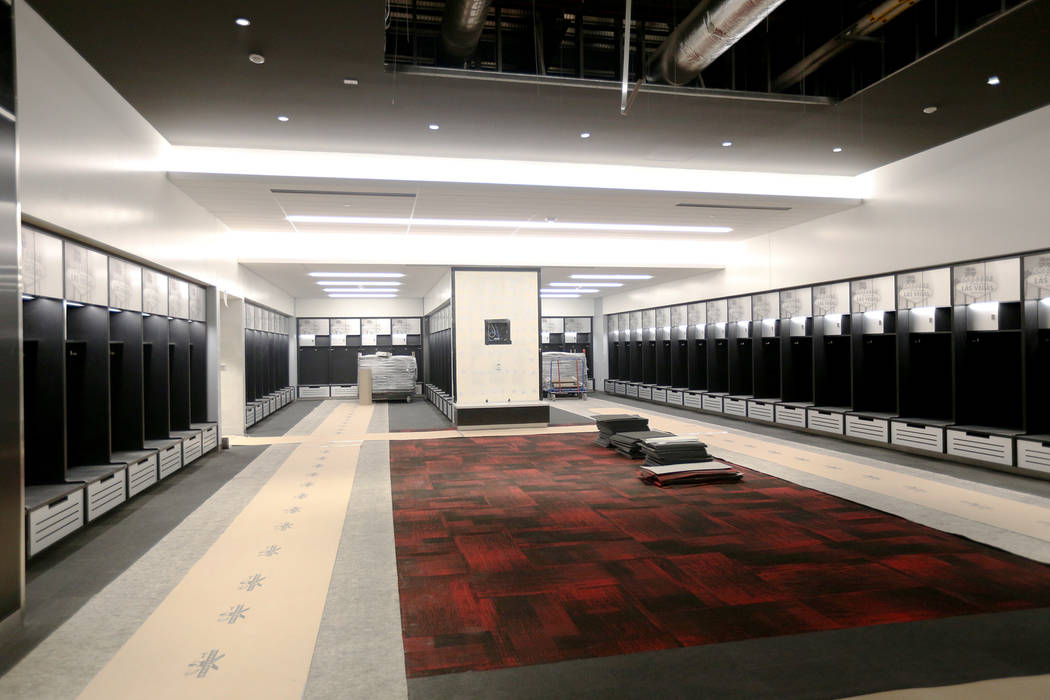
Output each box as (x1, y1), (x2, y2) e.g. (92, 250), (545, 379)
(169, 173), (861, 240)
(27, 0), (1050, 176)
(241, 261), (708, 300)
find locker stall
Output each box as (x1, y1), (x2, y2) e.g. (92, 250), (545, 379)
(809, 282), (852, 434)
(423, 304), (453, 418)
(747, 292), (781, 422)
(245, 304), (293, 421)
(628, 310), (643, 386)
(703, 300), (729, 412)
(776, 287), (814, 428)
(668, 305), (689, 393)
(1018, 251), (1050, 473)
(605, 313), (620, 387)
(640, 309), (657, 395)
(947, 258), (1024, 465)
(686, 303), (707, 391)
(724, 298), (753, 418)
(21, 227), (216, 556)
(847, 276), (898, 443)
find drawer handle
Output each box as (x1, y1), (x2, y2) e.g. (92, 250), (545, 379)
(818, 411), (831, 416)
(906, 423), (927, 429)
(101, 474), (116, 484)
(857, 416), (874, 422)
(965, 431), (990, 439)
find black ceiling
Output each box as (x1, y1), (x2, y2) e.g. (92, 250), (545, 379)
(24, 0), (1050, 176)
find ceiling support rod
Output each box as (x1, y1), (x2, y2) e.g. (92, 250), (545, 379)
(620, 0), (633, 115)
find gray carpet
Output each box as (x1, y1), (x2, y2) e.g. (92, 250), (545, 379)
(388, 400), (454, 432)
(246, 398), (322, 437)
(0, 442), (275, 684)
(408, 607), (1050, 700)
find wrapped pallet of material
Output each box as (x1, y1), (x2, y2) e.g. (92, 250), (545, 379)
(357, 353), (417, 396)
(542, 352), (586, 392)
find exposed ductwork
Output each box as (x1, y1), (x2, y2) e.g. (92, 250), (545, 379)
(773, 0), (923, 92)
(647, 0), (788, 86)
(440, 0), (494, 59)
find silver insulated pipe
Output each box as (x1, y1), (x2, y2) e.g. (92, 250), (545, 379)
(647, 0), (787, 85)
(440, 0), (494, 58)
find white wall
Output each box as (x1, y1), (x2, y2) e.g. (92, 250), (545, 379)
(294, 298), (423, 318)
(219, 296), (245, 436)
(423, 271), (451, 315)
(604, 105), (1050, 313)
(541, 297), (595, 317)
(453, 270), (539, 404)
(15, 2), (293, 313)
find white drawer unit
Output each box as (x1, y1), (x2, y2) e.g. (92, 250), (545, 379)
(747, 400), (775, 422)
(947, 429), (1014, 466)
(775, 404), (807, 428)
(807, 409), (845, 435)
(84, 469), (128, 521)
(723, 397), (748, 417)
(416, 383), (424, 396)
(193, 423), (218, 454)
(637, 385), (653, 401)
(615, 381), (627, 396)
(245, 404), (256, 427)
(651, 388), (667, 403)
(260, 400), (271, 418)
(604, 379), (615, 393)
(125, 453), (159, 497)
(702, 394), (724, 412)
(626, 384), (639, 398)
(891, 422), (945, 453)
(174, 430), (203, 465)
(27, 488), (84, 557)
(846, 415), (890, 443)
(156, 442), (183, 478)
(332, 385), (359, 398)
(1017, 438), (1050, 474)
(683, 391), (703, 410)
(268, 396), (277, 413)
(299, 385), (332, 399)
(666, 390), (685, 406)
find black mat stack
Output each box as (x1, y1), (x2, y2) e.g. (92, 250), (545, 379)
(639, 436), (714, 467)
(610, 430), (675, 459)
(593, 414), (650, 447)
(638, 463), (743, 487)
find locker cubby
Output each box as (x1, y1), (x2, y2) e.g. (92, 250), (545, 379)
(1022, 299), (1049, 438)
(727, 322), (753, 397)
(168, 319), (191, 432)
(813, 315), (852, 411)
(641, 340), (657, 384)
(189, 321), (207, 423)
(688, 330), (707, 390)
(655, 339), (672, 386)
(753, 329), (781, 400)
(65, 304), (111, 470)
(897, 309), (953, 423)
(780, 333), (813, 404)
(851, 311), (897, 416)
(22, 297), (66, 486)
(109, 310), (144, 453)
(629, 341), (643, 382)
(607, 340), (620, 380)
(953, 302), (1023, 432)
(706, 330), (729, 394)
(142, 314), (170, 441)
(298, 344), (331, 386)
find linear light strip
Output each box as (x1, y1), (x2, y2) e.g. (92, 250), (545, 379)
(548, 282), (624, 287)
(308, 272), (405, 278)
(316, 280), (403, 286)
(288, 215), (732, 234)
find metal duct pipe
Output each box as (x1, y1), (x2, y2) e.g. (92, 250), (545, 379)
(773, 0), (923, 91)
(647, 0), (787, 86)
(440, 0), (494, 59)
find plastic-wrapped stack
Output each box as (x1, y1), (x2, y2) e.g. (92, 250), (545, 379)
(542, 352), (587, 390)
(358, 353), (417, 395)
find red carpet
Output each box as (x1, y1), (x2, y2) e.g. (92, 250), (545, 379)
(390, 433), (1050, 678)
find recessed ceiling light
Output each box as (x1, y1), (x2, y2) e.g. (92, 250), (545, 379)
(579, 132), (591, 139)
(832, 146), (843, 153)
(922, 106), (938, 115)
(328, 293), (397, 299)
(549, 282), (623, 287)
(316, 280), (402, 286)
(542, 288), (600, 293)
(722, 141), (733, 147)
(343, 78), (359, 86)
(323, 287), (399, 293)
(308, 272), (405, 278)
(249, 53), (266, 64)
(428, 123), (440, 130)
(287, 215), (731, 234)
(277, 115), (290, 122)
(235, 18), (251, 27)
(570, 274), (653, 280)
(987, 75), (1001, 86)
(540, 293), (581, 298)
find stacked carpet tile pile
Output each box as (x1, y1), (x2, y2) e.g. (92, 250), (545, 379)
(593, 414), (650, 447)
(638, 463), (743, 487)
(610, 430), (675, 459)
(358, 353), (417, 394)
(640, 436), (714, 466)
